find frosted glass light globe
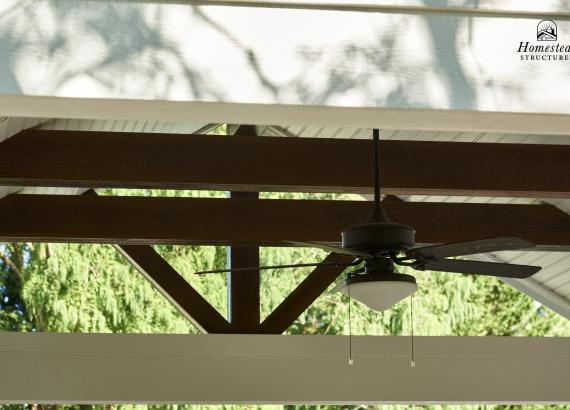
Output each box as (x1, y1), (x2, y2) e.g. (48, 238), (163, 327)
(339, 274), (418, 311)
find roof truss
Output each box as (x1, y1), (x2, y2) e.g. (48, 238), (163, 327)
(1, 122), (569, 332)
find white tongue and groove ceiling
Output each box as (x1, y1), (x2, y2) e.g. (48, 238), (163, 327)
(1, 117), (569, 320)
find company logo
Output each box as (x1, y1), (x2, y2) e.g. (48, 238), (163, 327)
(537, 20), (557, 41)
(517, 20), (569, 61)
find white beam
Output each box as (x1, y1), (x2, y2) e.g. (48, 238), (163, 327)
(2, 96), (570, 135)
(86, 0), (570, 19)
(0, 333), (568, 404)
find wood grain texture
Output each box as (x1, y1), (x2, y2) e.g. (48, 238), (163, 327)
(227, 125), (261, 332)
(1, 195), (569, 248)
(1, 129), (569, 197)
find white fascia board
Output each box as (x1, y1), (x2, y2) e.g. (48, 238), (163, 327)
(91, 0), (570, 18)
(0, 333), (569, 404)
(2, 96), (570, 135)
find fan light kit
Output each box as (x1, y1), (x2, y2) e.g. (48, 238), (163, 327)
(338, 272), (417, 311)
(195, 129), (541, 312)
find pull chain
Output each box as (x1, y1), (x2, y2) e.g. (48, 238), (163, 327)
(348, 281), (353, 365)
(410, 294), (416, 367)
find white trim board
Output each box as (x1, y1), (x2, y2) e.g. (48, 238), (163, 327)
(0, 333), (568, 404)
(87, 0), (570, 18)
(81, 0), (570, 19)
(2, 96), (570, 135)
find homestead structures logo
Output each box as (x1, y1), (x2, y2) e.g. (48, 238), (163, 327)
(517, 20), (570, 60)
(537, 20), (557, 41)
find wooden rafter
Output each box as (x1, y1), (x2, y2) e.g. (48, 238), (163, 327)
(2, 129), (569, 197)
(260, 252), (355, 334)
(116, 244), (230, 333)
(1, 195), (568, 249)
(228, 125), (260, 332)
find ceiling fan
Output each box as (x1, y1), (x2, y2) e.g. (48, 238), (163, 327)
(195, 129), (540, 311)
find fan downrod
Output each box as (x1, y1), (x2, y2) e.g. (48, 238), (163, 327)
(340, 128), (416, 254)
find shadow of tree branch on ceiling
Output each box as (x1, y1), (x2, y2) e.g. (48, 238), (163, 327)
(0, 0), (226, 100)
(0, 0), (537, 113)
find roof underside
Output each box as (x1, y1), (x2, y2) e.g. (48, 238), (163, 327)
(1, 116), (569, 319)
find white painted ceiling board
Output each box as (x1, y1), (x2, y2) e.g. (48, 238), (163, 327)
(0, 117), (45, 142)
(19, 187), (88, 195)
(1, 333), (569, 404)
(542, 269), (570, 289)
(36, 118), (210, 135)
(275, 125), (570, 144)
(559, 282), (570, 297)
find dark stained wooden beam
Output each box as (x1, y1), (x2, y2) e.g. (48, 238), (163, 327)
(1, 129), (569, 198)
(228, 241), (259, 332)
(2, 195), (569, 249)
(227, 125), (260, 332)
(116, 244), (230, 333)
(260, 253), (355, 334)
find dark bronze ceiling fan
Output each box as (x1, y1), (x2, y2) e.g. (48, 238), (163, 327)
(195, 129), (540, 311)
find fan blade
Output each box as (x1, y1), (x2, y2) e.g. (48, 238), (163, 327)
(195, 260), (359, 275)
(285, 241), (373, 258)
(416, 259), (540, 279)
(407, 236), (534, 260)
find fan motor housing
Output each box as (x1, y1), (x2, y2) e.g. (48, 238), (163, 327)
(341, 222), (415, 253)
